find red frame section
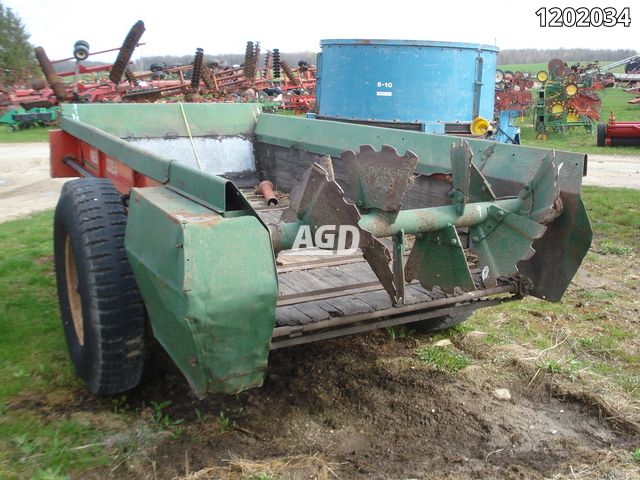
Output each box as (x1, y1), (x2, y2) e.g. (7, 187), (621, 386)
(605, 121), (640, 143)
(50, 130), (160, 194)
(603, 111), (640, 146)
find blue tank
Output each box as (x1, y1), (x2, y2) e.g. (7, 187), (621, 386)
(315, 39), (498, 134)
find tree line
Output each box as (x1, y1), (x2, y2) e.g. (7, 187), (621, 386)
(0, 2), (35, 85)
(498, 48), (637, 65)
(132, 50), (318, 71)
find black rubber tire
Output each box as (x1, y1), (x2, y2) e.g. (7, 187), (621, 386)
(411, 311), (473, 333)
(54, 178), (146, 395)
(109, 20), (145, 85)
(597, 123), (606, 147)
(149, 62), (165, 73)
(625, 60), (640, 74)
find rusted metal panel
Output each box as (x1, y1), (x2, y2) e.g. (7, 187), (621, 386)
(125, 186), (278, 396)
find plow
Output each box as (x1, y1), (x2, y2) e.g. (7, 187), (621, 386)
(50, 103), (591, 397)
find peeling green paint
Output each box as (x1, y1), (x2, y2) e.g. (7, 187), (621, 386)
(125, 187), (277, 396)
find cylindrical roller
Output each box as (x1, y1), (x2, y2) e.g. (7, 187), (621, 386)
(125, 68), (139, 87)
(253, 42), (261, 70)
(34, 47), (67, 101)
(280, 60), (295, 82)
(272, 49), (280, 79)
(109, 20), (145, 85)
(244, 41), (256, 81)
(200, 63), (215, 91)
(191, 48), (204, 90)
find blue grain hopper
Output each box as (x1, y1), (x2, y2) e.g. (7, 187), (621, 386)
(315, 39), (498, 135)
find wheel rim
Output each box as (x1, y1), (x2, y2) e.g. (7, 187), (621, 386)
(65, 235), (84, 346)
(565, 83), (578, 96)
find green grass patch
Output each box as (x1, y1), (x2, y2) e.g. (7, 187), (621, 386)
(518, 88), (640, 155)
(465, 186), (639, 403)
(0, 211), (117, 479)
(416, 345), (471, 372)
(582, 186), (640, 251)
(595, 241), (631, 256)
(0, 126), (50, 143)
(385, 325), (415, 340)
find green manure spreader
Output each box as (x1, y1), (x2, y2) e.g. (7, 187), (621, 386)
(49, 103), (591, 397)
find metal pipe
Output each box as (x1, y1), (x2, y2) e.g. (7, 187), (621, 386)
(257, 180), (278, 206)
(51, 43), (146, 64)
(63, 157), (95, 178)
(358, 198), (521, 237)
(270, 198), (522, 251)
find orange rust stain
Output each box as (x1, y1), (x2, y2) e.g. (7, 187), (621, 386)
(428, 173), (453, 183)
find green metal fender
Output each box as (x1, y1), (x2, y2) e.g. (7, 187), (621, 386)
(125, 186), (278, 396)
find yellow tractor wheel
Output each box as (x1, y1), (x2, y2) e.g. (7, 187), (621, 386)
(536, 130), (550, 141)
(550, 102), (565, 117)
(565, 83), (578, 97)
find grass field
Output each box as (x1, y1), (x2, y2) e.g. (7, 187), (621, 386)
(0, 186), (638, 478)
(0, 127), (49, 143)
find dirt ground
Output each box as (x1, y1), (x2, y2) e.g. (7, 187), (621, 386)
(0, 144), (638, 224)
(0, 142), (65, 223)
(18, 325), (638, 479)
(583, 154), (640, 189)
(2, 142), (639, 479)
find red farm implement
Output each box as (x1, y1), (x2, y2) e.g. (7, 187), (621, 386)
(597, 112), (640, 147)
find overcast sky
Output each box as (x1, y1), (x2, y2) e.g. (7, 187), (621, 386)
(4, 0), (638, 60)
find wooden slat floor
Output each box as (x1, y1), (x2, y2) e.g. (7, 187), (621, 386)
(243, 189), (446, 327)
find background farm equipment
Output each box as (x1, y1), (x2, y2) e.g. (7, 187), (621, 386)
(625, 85), (640, 105)
(0, 106), (59, 129)
(50, 102), (590, 398)
(494, 70), (534, 115)
(0, 20), (146, 118)
(280, 91), (315, 113)
(598, 54), (640, 87)
(30, 20), (146, 105)
(7, 19), (318, 112)
(597, 112), (640, 146)
(533, 58), (601, 139)
(114, 42), (316, 106)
